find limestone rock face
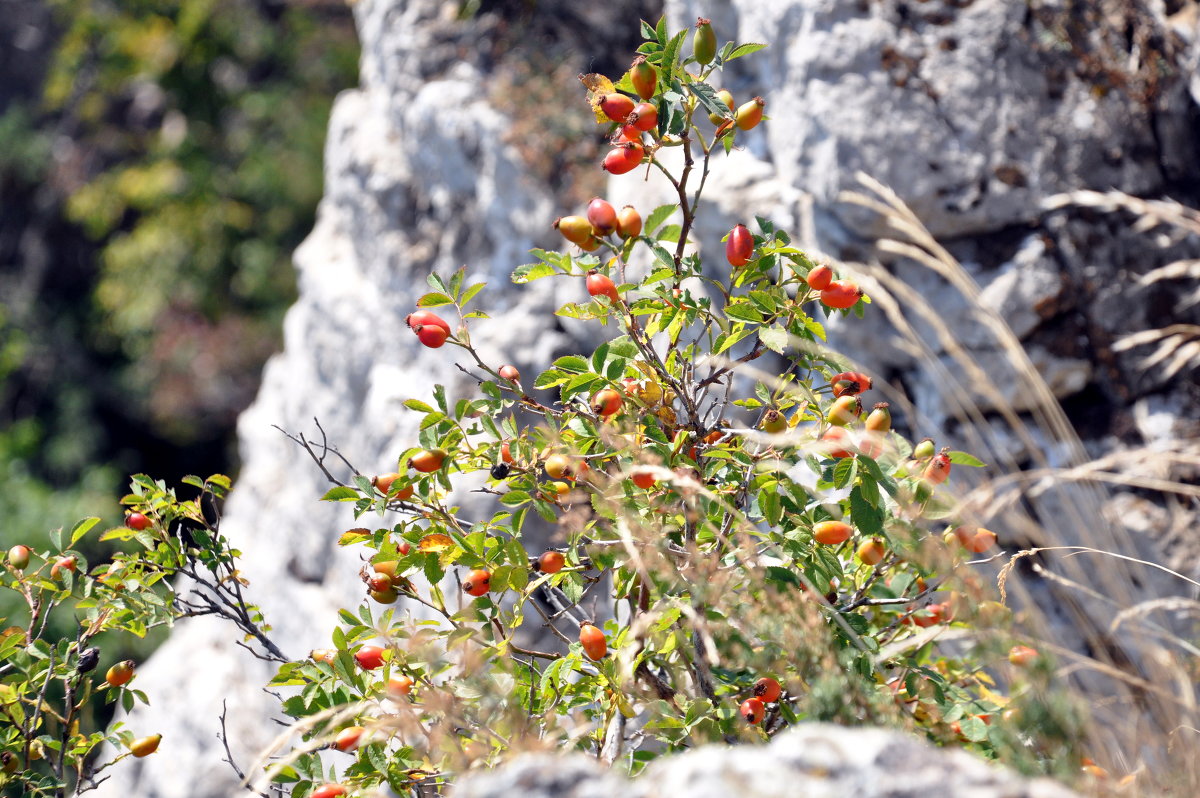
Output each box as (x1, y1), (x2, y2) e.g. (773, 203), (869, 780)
(96, 1), (1199, 796)
(451, 724), (1080, 798)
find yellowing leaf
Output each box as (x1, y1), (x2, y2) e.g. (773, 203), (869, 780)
(419, 533), (454, 553)
(579, 72), (616, 123)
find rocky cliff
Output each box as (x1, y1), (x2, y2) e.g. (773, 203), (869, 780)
(96, 1), (1199, 796)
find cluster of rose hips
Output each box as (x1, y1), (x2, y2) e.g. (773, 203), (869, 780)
(593, 19), (766, 177)
(739, 675), (782, 725)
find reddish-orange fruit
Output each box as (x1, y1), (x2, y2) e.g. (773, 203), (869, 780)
(813, 520), (852, 545)
(908, 605), (941, 628)
(591, 388), (623, 418)
(410, 448), (446, 473)
(544, 453), (575, 480)
(463, 568), (492, 597)
(498, 364), (521, 382)
(415, 324), (448, 348)
(830, 371), (873, 397)
(354, 645), (386, 670)
(630, 56), (657, 100)
(398, 540), (412, 556)
(369, 588), (398, 604)
(826, 395), (862, 426)
(753, 677), (782, 703)
(310, 648), (337, 664)
(1008, 645), (1038, 667)
(968, 528), (997, 553)
(367, 573), (393, 593)
(820, 427), (854, 458)
(579, 623), (607, 660)
(373, 473), (413, 500)
(806, 265), (833, 291)
(629, 102), (657, 132)
(740, 697), (765, 724)
(500, 441), (515, 464)
(311, 786), (347, 798)
(616, 205), (642, 238)
(333, 726), (364, 752)
(51, 555), (77, 579)
(735, 96), (765, 130)
(630, 470), (656, 489)
(599, 92), (635, 122)
(586, 197), (619, 236)
(105, 660), (135, 687)
(538, 551), (565, 574)
(923, 450), (952, 484)
(387, 675), (414, 698)
(864, 403), (891, 433)
(586, 271), (621, 304)
(821, 280), (862, 309)
(614, 123), (642, 143)
(602, 143), (644, 174)
(725, 224), (754, 267)
(405, 310), (451, 334)
(130, 734), (161, 758)
(856, 538), (886, 566)
(555, 215), (596, 246)
(125, 512), (151, 531)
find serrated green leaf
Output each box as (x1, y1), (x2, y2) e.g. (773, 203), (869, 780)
(69, 517), (101, 547)
(758, 325), (789, 354)
(947, 451), (986, 468)
(512, 261), (558, 284)
(500, 491), (531, 507)
(321, 487), (360, 502)
(460, 282), (486, 308)
(644, 204), (678, 236)
(404, 399), (435, 413)
(724, 42), (768, 62)
(688, 80), (734, 119)
(554, 355), (590, 373)
(849, 485), (884, 537)
(427, 272), (448, 293)
(725, 303), (763, 324)
(417, 292), (454, 307)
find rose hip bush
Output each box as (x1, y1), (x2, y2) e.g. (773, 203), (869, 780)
(2, 17), (1086, 798)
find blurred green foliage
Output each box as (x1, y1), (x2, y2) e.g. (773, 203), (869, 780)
(0, 0), (357, 700)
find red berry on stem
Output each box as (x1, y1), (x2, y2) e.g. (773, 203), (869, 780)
(740, 697), (765, 724)
(630, 56), (657, 100)
(725, 224), (754, 267)
(616, 205), (642, 238)
(498, 364), (521, 382)
(806, 264), (833, 290)
(555, 215), (596, 247)
(591, 388), (623, 418)
(406, 310), (451, 334)
(735, 96), (765, 130)
(629, 102), (657, 132)
(126, 512), (151, 531)
(354, 645), (386, 670)
(599, 93), (635, 122)
(463, 568), (492, 597)
(820, 280), (862, 309)
(753, 677), (782, 703)
(538, 551), (565, 573)
(586, 271), (621, 304)
(586, 198), (619, 236)
(415, 324), (448, 348)
(602, 143), (643, 175)
(579, 623), (607, 660)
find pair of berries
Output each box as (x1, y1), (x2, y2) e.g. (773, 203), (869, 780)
(740, 676), (782, 724)
(405, 310), (452, 348)
(806, 265), (863, 309)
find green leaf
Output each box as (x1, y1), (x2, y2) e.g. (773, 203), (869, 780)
(803, 315), (827, 341)
(660, 29), (687, 85)
(417, 292), (454, 307)
(512, 261), (558, 284)
(758, 325), (789, 354)
(500, 491), (531, 507)
(947, 451), (987, 468)
(724, 42), (768, 62)
(69, 517), (101, 547)
(426, 272), (449, 294)
(554, 355), (590, 373)
(832, 457), (856, 489)
(404, 399), (435, 413)
(725, 303), (763, 324)
(460, 282), (486, 308)
(644, 204), (678, 236)
(689, 80), (734, 120)
(321, 487), (360, 502)
(849, 484), (884, 537)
